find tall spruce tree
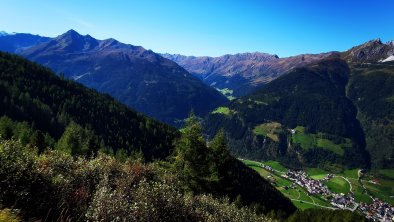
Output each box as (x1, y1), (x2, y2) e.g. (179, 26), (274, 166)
(174, 113), (212, 193)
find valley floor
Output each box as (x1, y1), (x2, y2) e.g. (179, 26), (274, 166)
(241, 159), (394, 222)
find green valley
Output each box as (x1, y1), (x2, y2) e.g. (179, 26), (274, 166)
(242, 159), (394, 220)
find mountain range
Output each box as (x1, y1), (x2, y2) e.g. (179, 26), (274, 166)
(162, 39), (394, 97)
(0, 30), (227, 126)
(0, 30), (393, 169)
(162, 52), (334, 97)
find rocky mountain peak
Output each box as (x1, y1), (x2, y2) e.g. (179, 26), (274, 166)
(342, 38), (394, 63)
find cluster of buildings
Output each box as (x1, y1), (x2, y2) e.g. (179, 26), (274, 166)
(321, 173), (334, 181)
(284, 170), (330, 195)
(359, 199), (394, 222)
(251, 161), (394, 221)
(331, 193), (359, 211)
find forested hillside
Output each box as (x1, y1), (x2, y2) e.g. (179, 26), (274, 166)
(205, 58), (370, 170)
(347, 62), (394, 168)
(0, 51), (178, 160)
(0, 52), (300, 221)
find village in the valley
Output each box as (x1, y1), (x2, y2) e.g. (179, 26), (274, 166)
(254, 162), (394, 222)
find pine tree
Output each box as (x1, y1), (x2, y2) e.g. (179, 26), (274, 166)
(56, 121), (99, 156)
(174, 113), (211, 193)
(208, 129), (232, 187)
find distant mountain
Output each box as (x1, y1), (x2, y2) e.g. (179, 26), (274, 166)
(342, 39), (394, 63)
(0, 51), (178, 160)
(6, 30), (227, 126)
(163, 39), (394, 97)
(204, 58), (370, 170)
(162, 52), (334, 96)
(0, 32), (50, 53)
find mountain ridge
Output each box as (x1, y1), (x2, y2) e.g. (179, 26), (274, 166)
(162, 38), (394, 97)
(1, 30), (228, 126)
(162, 51), (336, 96)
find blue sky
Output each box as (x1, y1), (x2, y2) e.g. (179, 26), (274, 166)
(1, 0), (393, 57)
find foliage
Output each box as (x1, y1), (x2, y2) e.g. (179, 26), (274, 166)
(0, 140), (55, 219)
(174, 113), (215, 193)
(56, 121), (100, 156)
(174, 114), (296, 217)
(205, 59), (370, 169)
(86, 175), (276, 222)
(347, 63), (394, 168)
(0, 209), (21, 222)
(0, 52), (178, 160)
(0, 137), (278, 221)
(0, 115), (54, 151)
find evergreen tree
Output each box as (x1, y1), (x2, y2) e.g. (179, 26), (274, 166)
(56, 122), (99, 156)
(29, 131), (46, 152)
(208, 129), (232, 188)
(0, 116), (13, 139)
(174, 113), (212, 193)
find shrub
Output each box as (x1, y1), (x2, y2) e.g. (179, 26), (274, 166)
(0, 208), (21, 222)
(0, 140), (55, 219)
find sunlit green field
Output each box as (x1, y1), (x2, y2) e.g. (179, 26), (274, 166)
(242, 159), (394, 210)
(253, 122), (282, 142)
(262, 160), (287, 172)
(291, 126), (352, 156)
(211, 106), (231, 115)
(306, 168), (328, 180)
(324, 177), (351, 194)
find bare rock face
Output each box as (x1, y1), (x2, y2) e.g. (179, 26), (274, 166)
(342, 38), (394, 63)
